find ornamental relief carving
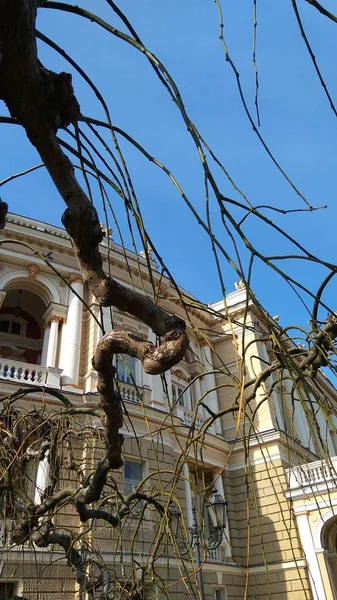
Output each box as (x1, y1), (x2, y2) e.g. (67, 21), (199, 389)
(0, 345), (25, 359)
(171, 368), (190, 383)
(44, 315), (66, 328)
(27, 263), (39, 278)
(69, 273), (82, 284)
(189, 370), (203, 381)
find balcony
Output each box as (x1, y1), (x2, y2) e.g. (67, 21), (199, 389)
(0, 359), (62, 389)
(118, 380), (142, 403)
(206, 547), (221, 562)
(286, 456), (337, 499)
(175, 405), (217, 435)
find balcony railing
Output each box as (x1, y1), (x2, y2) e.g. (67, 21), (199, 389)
(175, 405), (216, 435)
(0, 360), (62, 388)
(287, 457), (337, 490)
(206, 547), (221, 562)
(0, 360), (48, 385)
(118, 381), (142, 403)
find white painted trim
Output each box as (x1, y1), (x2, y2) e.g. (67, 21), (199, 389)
(0, 268), (61, 304)
(296, 512), (327, 600)
(285, 496), (337, 514)
(0, 547), (306, 574)
(313, 506), (337, 552)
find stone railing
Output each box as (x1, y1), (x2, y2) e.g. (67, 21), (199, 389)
(0, 360), (62, 388)
(118, 380), (142, 403)
(175, 406), (216, 435)
(287, 457), (337, 490)
(206, 546), (221, 562)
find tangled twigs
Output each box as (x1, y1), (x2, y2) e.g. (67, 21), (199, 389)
(0, 0), (189, 471)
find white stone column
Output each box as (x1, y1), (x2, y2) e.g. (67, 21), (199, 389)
(192, 376), (202, 412)
(201, 345), (221, 434)
(40, 324), (50, 366)
(45, 317), (59, 368)
(296, 512), (327, 600)
(60, 277), (83, 386)
(147, 330), (166, 406)
(34, 451), (50, 505)
(183, 462), (193, 530)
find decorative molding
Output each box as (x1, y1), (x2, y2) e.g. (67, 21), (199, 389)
(27, 263), (39, 278)
(50, 315), (62, 323)
(171, 368), (190, 383)
(189, 370), (203, 381)
(0, 289), (7, 308)
(0, 345), (25, 359)
(42, 302), (68, 324)
(68, 273), (82, 284)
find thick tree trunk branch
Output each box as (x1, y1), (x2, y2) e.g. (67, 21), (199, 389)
(0, 0), (189, 474)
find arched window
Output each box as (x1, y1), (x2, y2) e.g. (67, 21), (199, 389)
(321, 517), (337, 599)
(0, 289), (46, 365)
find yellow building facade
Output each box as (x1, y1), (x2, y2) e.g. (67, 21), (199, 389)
(0, 214), (337, 600)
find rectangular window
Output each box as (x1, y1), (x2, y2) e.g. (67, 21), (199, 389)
(192, 470), (218, 538)
(0, 582), (14, 600)
(117, 355), (137, 384)
(0, 320), (21, 335)
(172, 383), (187, 407)
(214, 589), (227, 600)
(124, 460), (143, 494)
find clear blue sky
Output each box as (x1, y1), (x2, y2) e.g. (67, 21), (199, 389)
(1, 0), (337, 332)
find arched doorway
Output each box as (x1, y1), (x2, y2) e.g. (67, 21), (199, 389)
(321, 516), (337, 600)
(0, 288), (46, 365)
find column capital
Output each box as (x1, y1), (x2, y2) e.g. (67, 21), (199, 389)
(50, 315), (62, 323)
(43, 302), (68, 323)
(69, 273), (82, 284)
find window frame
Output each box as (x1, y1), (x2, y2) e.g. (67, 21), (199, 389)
(123, 459), (144, 495)
(171, 380), (192, 409)
(116, 354), (142, 386)
(0, 314), (27, 337)
(213, 587), (228, 600)
(0, 580), (21, 600)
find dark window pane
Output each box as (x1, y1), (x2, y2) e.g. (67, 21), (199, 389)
(0, 320), (9, 333)
(11, 322), (21, 335)
(124, 461), (143, 482)
(0, 582), (14, 600)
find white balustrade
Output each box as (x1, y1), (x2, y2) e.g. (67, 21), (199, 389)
(119, 382), (142, 403)
(0, 360), (48, 385)
(206, 547), (221, 562)
(287, 457), (337, 490)
(176, 406), (216, 434)
(0, 359), (62, 388)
